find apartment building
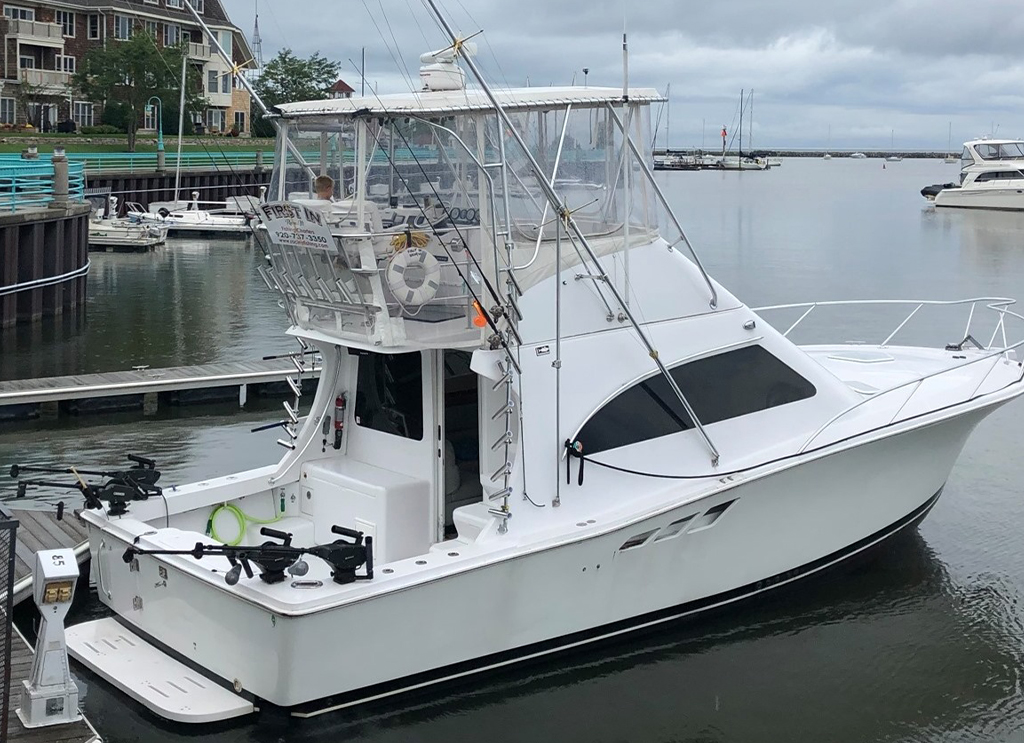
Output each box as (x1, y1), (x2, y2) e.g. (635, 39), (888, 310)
(0, 0), (253, 135)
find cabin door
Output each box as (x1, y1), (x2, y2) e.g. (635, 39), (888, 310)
(432, 349), (482, 542)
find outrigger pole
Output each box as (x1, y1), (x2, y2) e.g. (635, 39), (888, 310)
(181, 2), (315, 178)
(420, 0), (722, 466)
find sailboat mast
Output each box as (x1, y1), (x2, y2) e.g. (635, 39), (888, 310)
(174, 51), (186, 203)
(739, 89), (743, 159)
(622, 29), (630, 307)
(749, 89), (753, 152)
(666, 82), (670, 152)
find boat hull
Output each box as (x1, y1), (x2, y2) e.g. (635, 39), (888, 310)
(934, 185), (1024, 211)
(82, 402), (994, 713)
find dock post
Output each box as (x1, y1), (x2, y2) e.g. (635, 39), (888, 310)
(239, 383), (247, 408)
(255, 150), (264, 173)
(143, 392), (158, 416)
(16, 549), (82, 728)
(39, 401), (59, 419)
(50, 148), (69, 207)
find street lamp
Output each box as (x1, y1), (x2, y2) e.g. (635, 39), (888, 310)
(146, 96), (165, 171)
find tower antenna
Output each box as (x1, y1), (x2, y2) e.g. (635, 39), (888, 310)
(250, 0), (264, 80)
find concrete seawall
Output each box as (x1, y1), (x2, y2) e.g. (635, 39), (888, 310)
(0, 202), (90, 329)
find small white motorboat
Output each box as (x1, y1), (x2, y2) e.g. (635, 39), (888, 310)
(127, 191), (255, 237)
(88, 196), (168, 250)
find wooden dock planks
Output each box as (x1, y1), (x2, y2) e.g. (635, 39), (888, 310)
(6, 626), (100, 743)
(8, 509), (89, 608)
(0, 357), (319, 407)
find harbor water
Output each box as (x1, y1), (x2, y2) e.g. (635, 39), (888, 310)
(4, 158), (1024, 741)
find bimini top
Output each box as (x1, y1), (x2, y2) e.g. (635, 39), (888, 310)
(273, 86), (665, 119)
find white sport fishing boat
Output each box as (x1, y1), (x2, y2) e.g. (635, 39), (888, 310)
(127, 191), (255, 236)
(922, 139), (1024, 210)
(89, 196), (168, 250)
(53, 5), (1024, 725)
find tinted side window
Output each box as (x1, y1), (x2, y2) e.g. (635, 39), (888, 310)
(976, 171), (1022, 182)
(354, 351), (423, 440)
(577, 346), (816, 454)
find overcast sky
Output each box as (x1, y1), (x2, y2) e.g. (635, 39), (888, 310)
(221, 0), (1024, 150)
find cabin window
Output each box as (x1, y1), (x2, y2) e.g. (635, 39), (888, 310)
(577, 346), (816, 454)
(975, 171), (1024, 182)
(354, 351), (424, 440)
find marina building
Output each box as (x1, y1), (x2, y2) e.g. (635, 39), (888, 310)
(0, 0), (253, 134)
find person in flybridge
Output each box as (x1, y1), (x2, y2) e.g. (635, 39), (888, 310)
(314, 174), (336, 201)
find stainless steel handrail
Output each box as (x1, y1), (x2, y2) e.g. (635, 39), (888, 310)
(754, 296), (1022, 344)
(799, 341), (1024, 453)
(763, 297), (1024, 453)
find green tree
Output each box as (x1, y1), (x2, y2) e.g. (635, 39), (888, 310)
(14, 79), (48, 129)
(252, 49), (341, 137)
(74, 33), (204, 151)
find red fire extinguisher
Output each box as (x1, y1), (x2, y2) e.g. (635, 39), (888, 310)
(333, 393), (347, 450)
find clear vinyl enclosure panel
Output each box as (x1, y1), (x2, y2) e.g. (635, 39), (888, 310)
(261, 98), (661, 348)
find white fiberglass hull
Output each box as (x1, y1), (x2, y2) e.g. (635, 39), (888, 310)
(934, 186), (1024, 211)
(132, 212), (252, 236)
(88, 222), (167, 249)
(83, 402), (992, 713)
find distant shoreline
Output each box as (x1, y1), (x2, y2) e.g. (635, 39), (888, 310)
(656, 148), (956, 159)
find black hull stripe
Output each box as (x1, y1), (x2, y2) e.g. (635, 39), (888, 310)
(291, 487), (944, 717)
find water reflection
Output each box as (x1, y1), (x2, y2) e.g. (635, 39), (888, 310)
(0, 238), (294, 382)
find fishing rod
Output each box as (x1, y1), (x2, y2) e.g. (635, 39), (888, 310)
(9, 454), (162, 515)
(123, 526), (373, 586)
(10, 453), (159, 484)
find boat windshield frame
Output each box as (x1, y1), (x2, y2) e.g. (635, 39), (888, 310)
(972, 142), (1024, 161)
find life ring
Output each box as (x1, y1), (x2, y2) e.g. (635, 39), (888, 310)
(385, 248), (441, 306)
(157, 207), (170, 218)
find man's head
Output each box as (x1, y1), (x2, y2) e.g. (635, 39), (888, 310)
(314, 175), (334, 200)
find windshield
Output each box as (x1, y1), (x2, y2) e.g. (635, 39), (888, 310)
(974, 142), (1024, 160)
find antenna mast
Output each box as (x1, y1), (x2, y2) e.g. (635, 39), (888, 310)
(250, 0), (264, 80)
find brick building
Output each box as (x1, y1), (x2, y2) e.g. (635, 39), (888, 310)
(0, 0), (253, 135)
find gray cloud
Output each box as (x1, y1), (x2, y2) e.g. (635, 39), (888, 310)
(222, 0), (1024, 148)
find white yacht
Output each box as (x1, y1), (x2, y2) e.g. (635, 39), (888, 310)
(127, 191), (255, 236)
(88, 196), (168, 250)
(52, 14), (1024, 725)
(922, 139), (1024, 210)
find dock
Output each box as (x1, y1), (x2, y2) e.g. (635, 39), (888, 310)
(0, 357), (320, 420)
(8, 508), (89, 608)
(7, 625), (100, 743)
